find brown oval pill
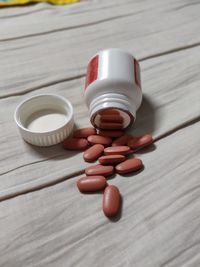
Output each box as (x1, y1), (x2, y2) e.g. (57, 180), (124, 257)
(85, 164), (114, 177)
(99, 109), (120, 116)
(83, 144), (104, 162)
(63, 138), (88, 150)
(99, 122), (123, 130)
(87, 135), (112, 146)
(77, 176), (107, 192)
(128, 134), (153, 150)
(73, 127), (97, 138)
(103, 185), (121, 217)
(115, 158), (143, 174)
(112, 134), (132, 147)
(98, 130), (124, 138)
(99, 155), (125, 165)
(104, 146), (130, 155)
(100, 114), (124, 123)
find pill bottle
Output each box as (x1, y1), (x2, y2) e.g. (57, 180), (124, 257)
(84, 48), (142, 130)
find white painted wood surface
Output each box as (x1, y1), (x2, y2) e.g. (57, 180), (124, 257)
(0, 122), (200, 267)
(1, 0), (200, 97)
(0, 0), (200, 266)
(0, 46), (200, 198)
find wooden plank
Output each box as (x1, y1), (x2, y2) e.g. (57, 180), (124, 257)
(0, 121), (199, 266)
(0, 0), (200, 97)
(0, 46), (199, 197)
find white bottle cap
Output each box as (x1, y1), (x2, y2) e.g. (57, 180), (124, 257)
(14, 94), (74, 147)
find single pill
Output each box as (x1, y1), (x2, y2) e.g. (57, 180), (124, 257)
(128, 134), (153, 150)
(73, 127), (97, 138)
(100, 114), (124, 123)
(104, 146), (130, 155)
(99, 122), (123, 130)
(85, 164), (114, 177)
(63, 138), (88, 150)
(112, 134), (132, 147)
(103, 185), (121, 217)
(115, 158), (143, 174)
(99, 155), (125, 165)
(98, 130), (124, 138)
(87, 135), (112, 146)
(83, 144), (104, 162)
(99, 109), (120, 116)
(77, 176), (107, 192)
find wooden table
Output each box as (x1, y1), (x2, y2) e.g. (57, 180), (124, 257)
(0, 1), (200, 266)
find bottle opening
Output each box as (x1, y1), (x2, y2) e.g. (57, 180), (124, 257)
(91, 108), (134, 130)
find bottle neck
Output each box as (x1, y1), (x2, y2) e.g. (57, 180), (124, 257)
(89, 93), (136, 129)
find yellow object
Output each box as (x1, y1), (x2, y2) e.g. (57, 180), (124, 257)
(0, 0), (79, 6)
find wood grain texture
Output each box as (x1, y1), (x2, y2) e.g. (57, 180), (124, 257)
(0, 45), (199, 197)
(0, 122), (199, 267)
(0, 0), (200, 97)
(0, 1), (200, 266)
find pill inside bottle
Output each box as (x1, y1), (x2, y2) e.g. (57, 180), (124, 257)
(84, 49), (143, 129)
(25, 109), (68, 133)
(92, 108), (132, 130)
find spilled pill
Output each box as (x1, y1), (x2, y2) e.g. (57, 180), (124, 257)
(128, 134), (153, 150)
(63, 138), (88, 150)
(83, 144), (104, 162)
(115, 158), (143, 174)
(112, 134), (132, 147)
(77, 176), (107, 192)
(99, 155), (125, 165)
(104, 146), (130, 155)
(98, 130), (124, 138)
(74, 127), (97, 138)
(87, 135), (112, 146)
(103, 185), (121, 217)
(85, 164), (114, 177)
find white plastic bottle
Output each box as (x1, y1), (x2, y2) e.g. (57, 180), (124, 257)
(84, 48), (142, 129)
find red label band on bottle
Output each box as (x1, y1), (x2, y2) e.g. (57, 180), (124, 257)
(134, 58), (141, 89)
(85, 55), (99, 89)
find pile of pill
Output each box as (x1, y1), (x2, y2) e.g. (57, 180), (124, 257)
(63, 111), (153, 218)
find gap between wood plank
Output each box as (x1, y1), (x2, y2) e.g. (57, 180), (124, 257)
(0, 153), (67, 176)
(1, 41), (200, 100)
(1, 115), (199, 202)
(0, 74), (85, 100)
(0, 1), (133, 20)
(0, 170), (84, 202)
(140, 42), (200, 61)
(0, 10), (144, 42)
